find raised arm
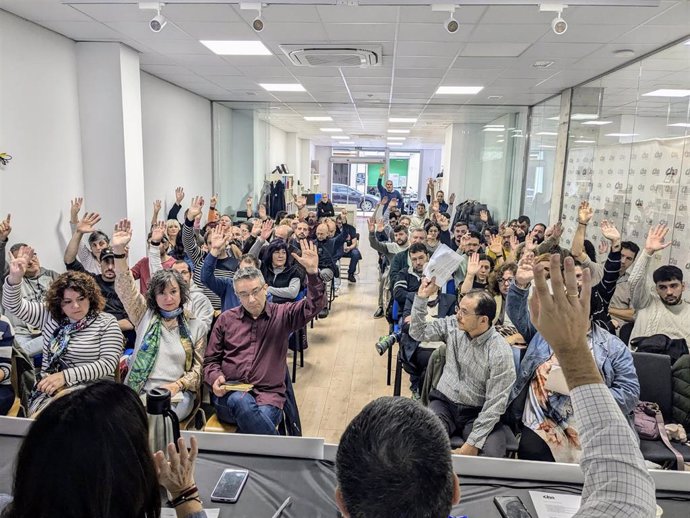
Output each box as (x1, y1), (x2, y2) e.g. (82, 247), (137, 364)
(529, 255), (655, 518)
(0, 214), (12, 297)
(150, 199), (162, 230)
(629, 223), (670, 310)
(167, 186), (185, 221)
(2, 246), (50, 329)
(64, 212), (102, 265)
(570, 201), (592, 259)
(200, 226), (233, 299)
(593, 220), (622, 306)
(505, 253), (537, 343)
(147, 221), (166, 275)
(282, 241), (327, 330)
(409, 278), (450, 342)
(367, 219), (390, 255)
(182, 196), (205, 265)
(111, 219), (148, 326)
(460, 253), (480, 295)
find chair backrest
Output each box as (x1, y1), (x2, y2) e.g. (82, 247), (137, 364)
(446, 279), (456, 296)
(632, 351), (673, 420)
(10, 342), (36, 418)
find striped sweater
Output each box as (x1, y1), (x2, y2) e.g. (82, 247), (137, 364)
(2, 279), (123, 386)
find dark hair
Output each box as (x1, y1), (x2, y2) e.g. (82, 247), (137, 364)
(454, 221), (468, 230)
(262, 239), (294, 273)
(583, 239), (597, 263)
(336, 397), (454, 518)
(533, 223), (547, 231)
(240, 254), (260, 268)
(477, 253), (495, 272)
(145, 269), (189, 312)
(653, 265), (683, 284)
(172, 260), (191, 273)
(44, 271), (105, 321)
(489, 262), (517, 296)
(621, 241), (640, 257)
(9, 243), (27, 256)
(393, 224), (407, 234)
(517, 215), (531, 226)
(275, 210), (288, 222)
(408, 242), (429, 256)
(87, 231), (109, 246)
(2, 381), (160, 518)
(464, 289), (496, 323)
(467, 231), (482, 242)
(425, 221), (441, 234)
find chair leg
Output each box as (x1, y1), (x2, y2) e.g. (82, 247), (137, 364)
(299, 328), (305, 367)
(393, 354), (402, 397)
(386, 345), (392, 386)
(292, 346), (297, 383)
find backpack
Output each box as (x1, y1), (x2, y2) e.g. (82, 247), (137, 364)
(630, 334), (689, 365)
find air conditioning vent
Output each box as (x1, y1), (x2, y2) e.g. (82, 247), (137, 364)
(280, 45), (382, 68)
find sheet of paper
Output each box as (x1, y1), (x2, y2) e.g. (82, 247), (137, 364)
(529, 491), (581, 518)
(544, 366), (570, 395)
(161, 509), (219, 518)
(423, 243), (463, 287)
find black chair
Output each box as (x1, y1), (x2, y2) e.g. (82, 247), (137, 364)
(619, 322), (634, 346)
(632, 351), (690, 468)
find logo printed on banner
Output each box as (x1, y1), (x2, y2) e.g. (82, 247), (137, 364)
(655, 151), (663, 159)
(636, 199), (644, 207)
(664, 185), (674, 194)
(609, 155), (615, 161)
(652, 168), (661, 176)
(642, 152), (649, 159)
(681, 186), (690, 195)
(632, 230), (640, 238)
(607, 183), (612, 188)
(638, 185), (645, 191)
(672, 239), (681, 247)
(684, 168), (690, 176)
(666, 167), (679, 176)
(615, 182), (623, 189)
(675, 222), (685, 230)
(670, 257), (678, 265)
(640, 168), (648, 176)
(686, 263), (690, 270)
(612, 210), (619, 217)
(629, 168), (635, 175)
(663, 201), (671, 209)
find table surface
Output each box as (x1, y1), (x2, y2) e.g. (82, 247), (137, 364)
(1, 434), (688, 518)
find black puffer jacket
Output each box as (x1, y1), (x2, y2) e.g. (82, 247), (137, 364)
(672, 354), (690, 429)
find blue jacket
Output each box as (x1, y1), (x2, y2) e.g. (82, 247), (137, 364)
(505, 282), (639, 422)
(200, 254), (241, 312)
(376, 177), (403, 211)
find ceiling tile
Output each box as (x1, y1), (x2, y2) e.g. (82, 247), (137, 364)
(38, 20), (121, 41)
(316, 6), (398, 23)
(0, 1), (92, 22)
(324, 23), (395, 41)
(461, 42), (532, 57)
(396, 41), (463, 57)
(174, 22), (256, 40)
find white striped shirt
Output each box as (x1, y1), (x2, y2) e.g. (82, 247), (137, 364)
(2, 279), (123, 386)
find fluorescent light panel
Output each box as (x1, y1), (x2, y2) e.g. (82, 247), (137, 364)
(574, 140), (597, 144)
(582, 120), (612, 125)
(331, 136), (349, 139)
(570, 113), (599, 120)
(388, 129), (410, 134)
(321, 128), (343, 132)
(389, 117), (417, 123)
(605, 133), (639, 137)
(642, 89), (690, 97)
(338, 142), (355, 145)
(388, 142), (403, 146)
(259, 83), (306, 92)
(668, 123), (690, 128)
(304, 116), (332, 121)
(482, 128), (504, 132)
(536, 132), (558, 136)
(436, 86), (484, 95)
(200, 40), (271, 56)
(387, 137), (406, 141)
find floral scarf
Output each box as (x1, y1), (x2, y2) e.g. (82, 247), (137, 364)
(45, 312), (99, 375)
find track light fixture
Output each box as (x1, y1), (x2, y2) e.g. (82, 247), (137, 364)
(240, 3), (265, 32)
(252, 8), (264, 32)
(138, 2), (167, 32)
(431, 4), (460, 34)
(539, 4), (568, 36)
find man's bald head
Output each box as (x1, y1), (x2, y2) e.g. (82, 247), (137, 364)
(316, 224), (329, 241)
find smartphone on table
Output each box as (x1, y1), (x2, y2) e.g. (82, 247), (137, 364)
(494, 496), (533, 518)
(210, 468), (249, 503)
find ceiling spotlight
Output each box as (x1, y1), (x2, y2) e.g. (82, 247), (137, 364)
(149, 3), (167, 33)
(252, 11), (264, 32)
(551, 11), (567, 35)
(445, 13), (459, 34)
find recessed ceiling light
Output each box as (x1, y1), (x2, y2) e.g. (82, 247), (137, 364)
(338, 142), (355, 145)
(532, 61), (554, 68)
(511, 134), (523, 138)
(668, 123), (690, 128)
(321, 128), (343, 132)
(613, 49), (635, 57)
(574, 140), (596, 144)
(582, 120), (612, 125)
(388, 129), (410, 134)
(387, 137), (406, 141)
(331, 136), (349, 139)
(482, 128), (504, 132)
(304, 116), (332, 122)
(436, 86), (484, 95)
(200, 40), (272, 56)
(487, 95), (503, 100)
(605, 133), (639, 137)
(547, 116), (560, 121)
(497, 139), (505, 143)
(685, 39), (690, 45)
(536, 132), (558, 136)
(388, 142), (403, 146)
(642, 89), (690, 98)
(570, 113), (599, 120)
(540, 145), (556, 149)
(389, 117), (417, 123)
(484, 124), (504, 128)
(259, 83), (306, 92)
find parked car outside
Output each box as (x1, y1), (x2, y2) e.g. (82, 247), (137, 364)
(331, 183), (380, 211)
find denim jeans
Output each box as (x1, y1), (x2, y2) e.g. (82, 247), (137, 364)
(212, 391), (282, 435)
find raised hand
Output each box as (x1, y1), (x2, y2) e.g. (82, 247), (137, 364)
(187, 196), (204, 220)
(598, 239), (610, 256)
(489, 235), (503, 255)
(154, 436), (199, 499)
(449, 193), (456, 205)
(430, 201), (440, 214)
(437, 213), (449, 231)
(260, 219), (274, 240)
(417, 276), (439, 298)
(515, 252), (535, 288)
(467, 253), (481, 277)
(367, 217), (375, 233)
(111, 219), (133, 253)
(389, 198), (398, 208)
(292, 239), (318, 274)
(210, 193), (219, 209)
(70, 197), (83, 223)
(152, 200), (162, 214)
(258, 204), (267, 220)
(150, 221), (166, 243)
(246, 196), (253, 208)
(295, 195), (307, 209)
(379, 196), (388, 207)
(0, 214), (11, 241)
(645, 223), (671, 255)
(509, 235), (519, 252)
(479, 209), (489, 223)
(599, 219), (621, 244)
(578, 201), (593, 225)
(76, 212), (102, 234)
(175, 186), (185, 204)
(375, 218), (385, 233)
(8, 245), (32, 284)
(251, 219), (262, 236)
(524, 235), (537, 252)
(209, 225), (228, 253)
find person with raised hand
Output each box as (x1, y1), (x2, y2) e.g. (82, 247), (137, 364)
(505, 251), (638, 463)
(0, 214), (12, 312)
(527, 255), (654, 517)
(628, 222), (690, 343)
(2, 246), (123, 415)
(68, 197), (110, 275)
(200, 225), (241, 312)
(204, 240), (326, 435)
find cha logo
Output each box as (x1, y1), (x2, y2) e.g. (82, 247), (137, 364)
(670, 257), (678, 265)
(654, 151), (663, 159)
(675, 222), (685, 230)
(679, 204), (687, 212)
(664, 185), (674, 194)
(642, 153), (649, 159)
(607, 183), (612, 188)
(649, 185), (658, 193)
(682, 186), (690, 195)
(597, 182), (602, 188)
(615, 182), (623, 189)
(627, 185), (633, 193)
(629, 168), (635, 175)
(631, 230), (640, 238)
(607, 169), (614, 175)
(609, 155), (615, 161)
(612, 210), (619, 217)
(640, 168), (647, 175)
(638, 185), (645, 191)
(606, 197), (612, 203)
(685, 169), (690, 176)
(652, 168), (660, 176)
(666, 167), (678, 176)
(602, 210), (609, 216)
(686, 263), (690, 270)
(635, 199), (643, 207)
(672, 240), (681, 248)
(662, 201), (671, 209)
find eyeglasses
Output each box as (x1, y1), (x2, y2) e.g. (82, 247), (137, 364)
(501, 277), (514, 284)
(236, 286), (264, 300)
(457, 308), (479, 317)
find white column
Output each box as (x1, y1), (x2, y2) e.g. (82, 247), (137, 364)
(76, 42), (146, 259)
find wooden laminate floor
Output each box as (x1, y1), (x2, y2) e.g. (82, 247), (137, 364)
(291, 216), (412, 444)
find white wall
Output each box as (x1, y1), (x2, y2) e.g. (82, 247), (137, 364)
(140, 72), (213, 222)
(268, 124), (287, 172)
(0, 11), (83, 271)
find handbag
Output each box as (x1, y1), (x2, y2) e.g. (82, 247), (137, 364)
(634, 401), (685, 471)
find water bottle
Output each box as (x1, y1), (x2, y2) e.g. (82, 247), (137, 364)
(146, 388), (181, 457)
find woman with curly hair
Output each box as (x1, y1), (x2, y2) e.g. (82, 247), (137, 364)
(1, 246), (123, 416)
(260, 239), (305, 304)
(112, 220), (206, 420)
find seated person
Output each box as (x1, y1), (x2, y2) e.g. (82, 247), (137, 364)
(506, 253), (639, 463)
(410, 282), (516, 458)
(424, 221), (442, 254)
(335, 256), (655, 518)
(459, 253), (493, 295)
(1, 380), (205, 518)
(200, 227), (246, 312)
(409, 202), (428, 230)
(112, 220), (206, 421)
(0, 316), (14, 415)
(203, 243), (325, 435)
(608, 240), (640, 330)
(629, 223), (690, 343)
(334, 212), (362, 283)
(260, 240), (305, 304)
(1, 242), (59, 357)
(488, 262), (517, 326)
(131, 230), (174, 294)
(64, 211), (135, 346)
(392, 242), (429, 309)
(2, 247), (123, 416)
(316, 192), (335, 219)
(68, 197), (110, 275)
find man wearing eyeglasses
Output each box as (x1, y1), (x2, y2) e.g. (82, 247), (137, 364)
(203, 240), (326, 435)
(410, 279), (515, 457)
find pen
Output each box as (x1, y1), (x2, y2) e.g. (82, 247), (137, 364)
(271, 496), (291, 518)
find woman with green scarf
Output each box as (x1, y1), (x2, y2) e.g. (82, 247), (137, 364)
(112, 219), (206, 420)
